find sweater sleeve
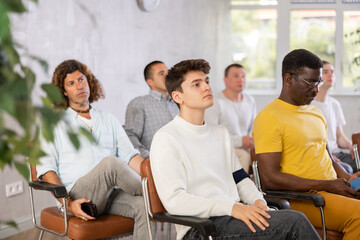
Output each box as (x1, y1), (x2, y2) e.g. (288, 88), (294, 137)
(227, 129), (265, 205)
(150, 131), (235, 218)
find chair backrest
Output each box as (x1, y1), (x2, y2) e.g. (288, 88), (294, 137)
(140, 158), (167, 214)
(352, 132), (360, 171)
(30, 164), (39, 182)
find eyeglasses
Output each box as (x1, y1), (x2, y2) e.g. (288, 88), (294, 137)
(289, 73), (324, 89)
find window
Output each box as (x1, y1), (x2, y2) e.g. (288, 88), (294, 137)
(290, 9), (336, 64)
(231, 1), (360, 93)
(231, 9), (277, 88)
(343, 11), (360, 88)
(231, 0), (277, 5)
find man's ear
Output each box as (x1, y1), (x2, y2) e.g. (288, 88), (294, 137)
(64, 91), (68, 96)
(284, 73), (292, 86)
(146, 79), (153, 88)
(223, 77), (228, 86)
(171, 90), (183, 105)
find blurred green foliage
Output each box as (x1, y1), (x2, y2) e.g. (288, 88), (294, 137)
(0, 0), (64, 181)
(0, 0), (82, 228)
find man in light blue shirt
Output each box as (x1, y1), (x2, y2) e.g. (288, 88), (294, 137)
(36, 59), (150, 240)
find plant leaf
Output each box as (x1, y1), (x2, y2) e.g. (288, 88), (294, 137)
(3, 0), (26, 13)
(0, 92), (15, 114)
(0, 2), (11, 39)
(14, 161), (30, 180)
(5, 220), (18, 229)
(68, 132), (80, 150)
(0, 142), (12, 168)
(40, 121), (54, 142)
(41, 84), (64, 104)
(79, 127), (95, 143)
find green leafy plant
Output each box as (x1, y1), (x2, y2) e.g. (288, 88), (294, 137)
(0, 0), (65, 180)
(0, 0), (70, 229)
(0, 0), (94, 230)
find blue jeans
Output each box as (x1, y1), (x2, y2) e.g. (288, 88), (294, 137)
(183, 210), (320, 240)
(335, 151), (357, 174)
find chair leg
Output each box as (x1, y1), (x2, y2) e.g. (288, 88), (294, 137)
(166, 223), (171, 240)
(38, 229), (44, 240)
(142, 178), (154, 240)
(319, 206), (327, 240)
(353, 144), (360, 171)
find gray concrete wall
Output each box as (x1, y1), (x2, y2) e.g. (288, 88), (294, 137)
(0, 0), (232, 237)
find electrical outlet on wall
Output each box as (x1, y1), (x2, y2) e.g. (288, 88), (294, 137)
(5, 180), (24, 197)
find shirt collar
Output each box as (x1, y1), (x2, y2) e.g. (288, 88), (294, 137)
(149, 89), (167, 101)
(66, 107), (95, 119)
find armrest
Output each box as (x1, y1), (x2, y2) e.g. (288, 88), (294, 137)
(153, 212), (216, 237)
(264, 196), (290, 210)
(29, 181), (67, 198)
(266, 190), (325, 208)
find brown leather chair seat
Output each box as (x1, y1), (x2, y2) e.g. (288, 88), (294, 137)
(315, 228), (344, 240)
(40, 207), (134, 240)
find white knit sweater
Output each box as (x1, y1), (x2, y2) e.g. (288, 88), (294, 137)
(150, 116), (265, 239)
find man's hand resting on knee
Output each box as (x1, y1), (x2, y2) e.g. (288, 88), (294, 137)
(231, 200), (271, 233)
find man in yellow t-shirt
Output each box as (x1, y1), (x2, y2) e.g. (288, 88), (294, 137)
(253, 49), (360, 240)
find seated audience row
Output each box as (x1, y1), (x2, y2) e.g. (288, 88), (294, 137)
(36, 49), (360, 240)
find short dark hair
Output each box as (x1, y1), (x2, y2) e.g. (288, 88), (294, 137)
(144, 60), (164, 81)
(322, 60), (331, 66)
(51, 59), (105, 109)
(282, 49), (323, 79)
(224, 63), (244, 77)
(165, 59), (210, 96)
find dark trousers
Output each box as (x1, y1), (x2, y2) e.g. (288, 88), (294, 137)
(184, 210), (320, 240)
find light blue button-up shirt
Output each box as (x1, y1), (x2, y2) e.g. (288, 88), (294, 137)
(37, 108), (139, 192)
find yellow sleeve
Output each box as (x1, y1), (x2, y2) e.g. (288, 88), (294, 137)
(253, 111), (283, 154)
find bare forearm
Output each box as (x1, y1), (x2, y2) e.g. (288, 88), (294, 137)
(336, 126), (352, 149)
(128, 154), (143, 175)
(41, 171), (67, 205)
(257, 152), (360, 198)
(327, 144), (351, 180)
(332, 160), (351, 180)
(258, 152), (331, 192)
(260, 169), (330, 192)
(337, 135), (352, 149)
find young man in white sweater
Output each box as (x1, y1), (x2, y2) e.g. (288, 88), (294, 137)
(150, 59), (320, 240)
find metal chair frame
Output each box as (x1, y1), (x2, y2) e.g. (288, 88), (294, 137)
(353, 143), (360, 171)
(252, 161), (329, 240)
(28, 185), (69, 240)
(142, 177), (214, 240)
(28, 163), (135, 240)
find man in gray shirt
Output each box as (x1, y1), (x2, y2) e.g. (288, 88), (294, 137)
(124, 61), (179, 159)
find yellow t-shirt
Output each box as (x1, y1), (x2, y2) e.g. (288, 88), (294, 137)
(253, 98), (337, 181)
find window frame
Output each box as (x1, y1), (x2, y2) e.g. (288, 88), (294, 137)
(231, 1), (360, 95)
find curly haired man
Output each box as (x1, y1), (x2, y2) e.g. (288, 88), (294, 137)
(37, 59), (151, 240)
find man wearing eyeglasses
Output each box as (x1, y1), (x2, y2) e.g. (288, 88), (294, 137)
(252, 49), (360, 239)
